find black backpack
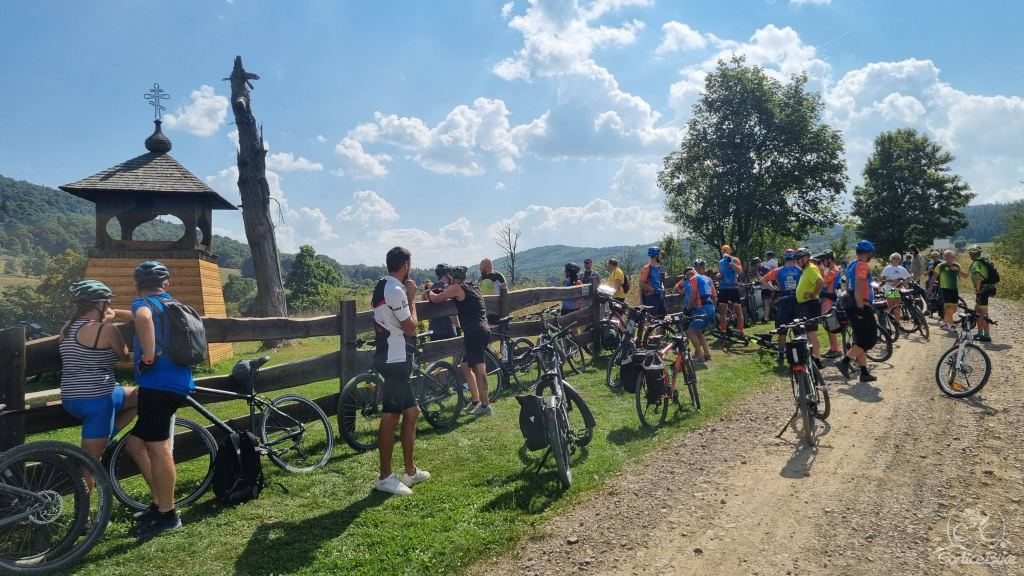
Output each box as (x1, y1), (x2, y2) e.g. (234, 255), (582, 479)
(622, 274), (631, 294)
(515, 395), (548, 451)
(212, 431), (265, 506)
(978, 257), (1000, 285)
(145, 296), (208, 366)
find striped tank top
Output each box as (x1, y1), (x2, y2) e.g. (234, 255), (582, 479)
(59, 319), (119, 400)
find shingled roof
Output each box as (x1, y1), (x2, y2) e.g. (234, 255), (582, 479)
(60, 121), (236, 210)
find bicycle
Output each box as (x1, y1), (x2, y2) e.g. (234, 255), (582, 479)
(456, 315), (539, 402)
(755, 313), (832, 446)
(894, 287), (929, 339)
(523, 306), (588, 375)
(741, 282), (767, 325)
(835, 305), (894, 363)
(523, 323), (596, 489)
(935, 305), (995, 398)
(338, 332), (462, 452)
(604, 302), (665, 389)
(632, 312), (702, 429)
(108, 356), (335, 511)
(0, 404), (113, 575)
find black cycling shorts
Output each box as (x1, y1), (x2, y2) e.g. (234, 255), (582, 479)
(798, 300), (821, 330)
(976, 286), (996, 306)
(131, 388), (187, 443)
(378, 360), (416, 414)
(462, 330), (491, 366)
(848, 306), (878, 351)
(775, 296), (797, 328)
(941, 288), (959, 305)
(718, 288), (742, 305)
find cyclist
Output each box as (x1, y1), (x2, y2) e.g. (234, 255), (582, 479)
(908, 245), (925, 284)
(692, 259), (719, 302)
(374, 247), (430, 496)
(605, 257), (626, 303)
(934, 249), (967, 330)
(817, 251), (844, 358)
(59, 281), (138, 469)
(716, 245), (745, 335)
(756, 254), (775, 322)
(426, 265), (493, 416)
(763, 250), (778, 271)
(675, 266), (714, 362)
(127, 261), (193, 536)
(478, 258), (507, 295)
(880, 252), (911, 317)
(794, 248), (824, 366)
(581, 258), (599, 284)
(967, 245), (995, 342)
(838, 241), (878, 382)
(759, 250), (801, 362)
(561, 262), (584, 315)
(640, 247), (667, 316)
(425, 264), (461, 341)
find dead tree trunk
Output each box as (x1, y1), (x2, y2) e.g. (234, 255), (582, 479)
(494, 223), (521, 287)
(225, 55), (288, 347)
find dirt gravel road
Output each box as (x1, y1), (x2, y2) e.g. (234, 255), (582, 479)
(477, 299), (1023, 576)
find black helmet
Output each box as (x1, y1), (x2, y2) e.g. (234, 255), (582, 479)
(133, 261), (170, 287)
(434, 263), (452, 278)
(565, 262), (581, 274)
(751, 257), (761, 264)
(692, 259), (706, 268)
(794, 247), (811, 258)
(820, 250), (835, 261)
(451, 266), (468, 281)
(69, 280), (113, 302)
(765, 250), (775, 258)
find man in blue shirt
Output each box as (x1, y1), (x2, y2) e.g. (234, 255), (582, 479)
(640, 247), (667, 316)
(716, 245), (745, 334)
(760, 250), (803, 360)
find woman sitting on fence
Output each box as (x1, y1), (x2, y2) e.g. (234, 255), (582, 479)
(59, 280), (138, 463)
(425, 266), (493, 416)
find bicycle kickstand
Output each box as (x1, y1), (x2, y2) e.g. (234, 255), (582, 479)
(535, 447), (551, 474)
(776, 407), (799, 439)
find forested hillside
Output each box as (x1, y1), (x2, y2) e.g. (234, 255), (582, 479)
(959, 202), (1021, 242)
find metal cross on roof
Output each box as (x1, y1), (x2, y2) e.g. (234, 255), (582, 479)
(144, 83), (170, 120)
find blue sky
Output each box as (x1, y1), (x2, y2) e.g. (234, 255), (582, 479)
(2, 0), (1023, 266)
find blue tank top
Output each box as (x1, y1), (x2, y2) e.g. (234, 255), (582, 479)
(719, 256), (739, 289)
(561, 279), (581, 311)
(131, 293), (195, 395)
(648, 265), (663, 294)
(775, 265), (802, 297)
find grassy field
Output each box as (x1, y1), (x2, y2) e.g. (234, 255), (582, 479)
(34, 330), (789, 576)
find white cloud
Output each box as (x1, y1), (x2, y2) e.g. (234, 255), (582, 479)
(315, 134), (328, 143)
(790, 0), (831, 5)
(487, 198), (669, 249)
(655, 21), (707, 55)
(297, 207), (338, 242)
(163, 85), (228, 137)
(501, 1), (514, 19)
(336, 190), (400, 224)
(266, 152), (323, 172)
(495, 181), (506, 190)
(611, 159), (661, 201)
(334, 137), (391, 178)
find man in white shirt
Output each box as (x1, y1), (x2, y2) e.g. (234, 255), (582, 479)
(371, 246), (430, 495)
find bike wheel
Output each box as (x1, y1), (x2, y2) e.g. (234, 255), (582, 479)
(108, 417), (216, 512)
(261, 394), (334, 473)
(0, 444), (103, 575)
(635, 370), (669, 430)
(544, 399), (573, 489)
(684, 356), (701, 411)
(419, 361), (463, 429)
(337, 373), (383, 452)
(935, 343), (991, 398)
(562, 335), (588, 374)
(459, 350), (506, 402)
(508, 338), (540, 393)
(794, 372), (816, 446)
(534, 378), (595, 447)
(912, 306), (929, 340)
(810, 363), (830, 420)
(866, 327), (894, 363)
(605, 347), (624, 389)
(883, 311), (901, 343)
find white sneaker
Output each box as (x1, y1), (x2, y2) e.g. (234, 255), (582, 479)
(466, 401), (481, 414)
(374, 474), (413, 496)
(475, 404), (494, 416)
(400, 468), (431, 487)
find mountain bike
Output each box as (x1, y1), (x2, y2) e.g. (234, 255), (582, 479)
(456, 315), (539, 402)
(0, 404), (113, 575)
(525, 323), (596, 489)
(338, 332), (462, 452)
(835, 306), (894, 363)
(894, 287), (929, 339)
(108, 356), (335, 511)
(872, 297), (901, 344)
(742, 282), (766, 324)
(582, 288), (627, 359)
(604, 302), (665, 389)
(522, 306), (588, 375)
(632, 312), (702, 429)
(755, 313), (832, 446)
(935, 304), (995, 398)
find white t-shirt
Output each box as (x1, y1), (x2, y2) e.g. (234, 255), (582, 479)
(763, 258), (778, 270)
(881, 265), (911, 291)
(372, 275), (413, 364)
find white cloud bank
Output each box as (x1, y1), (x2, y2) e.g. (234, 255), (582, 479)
(163, 85), (228, 137)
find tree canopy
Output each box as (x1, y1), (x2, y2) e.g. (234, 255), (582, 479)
(852, 128), (973, 257)
(284, 245), (343, 314)
(658, 56), (847, 263)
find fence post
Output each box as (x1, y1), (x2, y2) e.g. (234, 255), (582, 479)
(0, 327), (27, 450)
(590, 276), (601, 344)
(499, 285), (510, 319)
(339, 300), (358, 390)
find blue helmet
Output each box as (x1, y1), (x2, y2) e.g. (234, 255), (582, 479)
(855, 240), (876, 254)
(648, 246), (661, 258)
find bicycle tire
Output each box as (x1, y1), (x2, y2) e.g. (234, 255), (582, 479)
(583, 321), (624, 358)
(261, 394), (335, 473)
(0, 443), (104, 575)
(108, 417), (216, 512)
(605, 346), (624, 389)
(911, 305), (929, 340)
(795, 372), (816, 446)
(684, 355), (701, 411)
(895, 304), (918, 334)
(544, 399), (573, 489)
(337, 373), (383, 452)
(636, 369), (669, 430)
(810, 363), (830, 420)
(458, 349), (506, 402)
(508, 337), (540, 393)
(419, 361), (463, 429)
(883, 310), (901, 343)
(867, 327), (894, 363)
(534, 378), (595, 447)
(561, 334), (588, 374)
(935, 343), (991, 398)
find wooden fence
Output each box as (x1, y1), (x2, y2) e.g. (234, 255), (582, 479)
(0, 279), (607, 451)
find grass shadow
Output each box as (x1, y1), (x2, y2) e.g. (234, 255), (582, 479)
(606, 425), (657, 445)
(479, 467), (570, 515)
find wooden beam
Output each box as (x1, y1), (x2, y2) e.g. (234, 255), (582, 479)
(339, 300), (358, 388)
(202, 315), (340, 343)
(505, 285), (589, 312)
(0, 328), (27, 449)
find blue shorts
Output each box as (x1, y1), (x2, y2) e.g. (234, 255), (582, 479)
(688, 305), (716, 330)
(62, 386), (127, 440)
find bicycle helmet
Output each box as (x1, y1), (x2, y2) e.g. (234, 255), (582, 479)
(434, 263), (452, 278)
(451, 265), (468, 280)
(69, 280), (113, 302)
(794, 247), (811, 258)
(968, 245), (982, 256)
(564, 262), (581, 274)
(765, 250), (775, 258)
(648, 246), (661, 258)
(783, 250), (796, 261)
(751, 257), (761, 265)
(133, 261), (171, 286)
(820, 250), (835, 261)
(855, 240), (875, 254)
(692, 259), (706, 268)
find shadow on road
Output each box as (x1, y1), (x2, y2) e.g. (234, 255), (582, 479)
(779, 442), (819, 479)
(837, 380), (883, 403)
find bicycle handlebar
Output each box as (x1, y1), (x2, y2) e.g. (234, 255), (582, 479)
(956, 304), (997, 325)
(762, 311), (836, 336)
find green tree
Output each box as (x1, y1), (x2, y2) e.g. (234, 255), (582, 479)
(26, 249), (49, 277)
(658, 233), (685, 279)
(223, 274), (258, 317)
(829, 218), (855, 261)
(852, 128), (974, 258)
(953, 236), (968, 252)
(995, 204), (1024, 266)
(6, 257), (20, 276)
(285, 245), (343, 313)
(0, 249), (86, 331)
(659, 56), (847, 264)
